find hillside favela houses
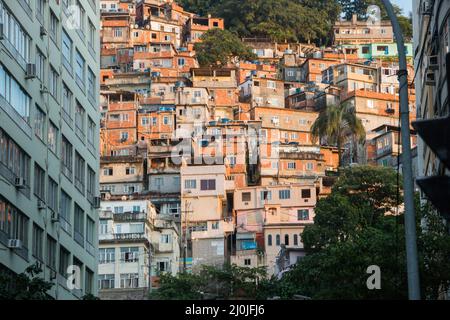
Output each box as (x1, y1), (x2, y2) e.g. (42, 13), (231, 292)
(0, 0), (421, 300)
(92, 0), (420, 300)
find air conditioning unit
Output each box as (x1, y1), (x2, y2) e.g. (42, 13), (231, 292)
(25, 63), (37, 79)
(7, 239), (22, 249)
(40, 26), (47, 37)
(37, 200), (46, 210)
(51, 212), (59, 223)
(428, 55), (438, 70)
(93, 196), (101, 209)
(40, 84), (49, 94)
(14, 177), (26, 189)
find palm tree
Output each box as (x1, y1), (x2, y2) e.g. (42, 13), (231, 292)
(311, 104), (366, 168)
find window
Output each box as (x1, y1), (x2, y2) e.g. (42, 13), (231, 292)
(87, 117), (95, 149)
(211, 221), (219, 230)
(75, 51), (85, 88)
(163, 116), (171, 125)
(46, 235), (57, 270)
(306, 162), (314, 171)
(114, 28), (123, 37)
(59, 246), (70, 278)
(244, 259), (251, 266)
(157, 261), (169, 273)
(36, 49), (45, 81)
(121, 247), (139, 263)
(49, 11), (58, 41)
(34, 164), (45, 200)
(284, 234), (290, 246)
(131, 205), (140, 213)
(0, 198), (28, 249)
(62, 84), (72, 123)
(129, 223), (143, 233)
(301, 189), (311, 199)
(86, 167), (95, 202)
(85, 268), (94, 295)
(125, 167), (135, 175)
(0, 129), (31, 186)
(276, 234), (280, 246)
(103, 167), (113, 176)
(120, 273), (139, 288)
(297, 209), (309, 221)
(279, 190), (291, 200)
(178, 58), (185, 66)
(267, 81), (276, 89)
(242, 192), (251, 202)
(87, 68), (96, 101)
(184, 179), (197, 189)
(48, 122), (58, 153)
(261, 190), (272, 202)
(88, 20), (95, 51)
(62, 30), (72, 71)
(75, 102), (85, 139)
(60, 190), (71, 233)
(74, 204), (84, 246)
(99, 248), (115, 264)
(99, 220), (108, 235)
(61, 136), (73, 178)
(362, 46), (370, 54)
(200, 179), (216, 191)
(268, 234), (272, 246)
(34, 106), (46, 140)
(0, 64), (31, 122)
(47, 178), (58, 212)
(32, 224), (44, 261)
(0, 4), (31, 62)
(99, 274), (115, 289)
(367, 99), (374, 109)
(86, 217), (95, 250)
(49, 66), (58, 98)
(74, 152), (85, 193)
(293, 234), (299, 246)
(287, 162), (296, 170)
(76, 1), (86, 34)
(120, 132), (128, 141)
(161, 234), (171, 244)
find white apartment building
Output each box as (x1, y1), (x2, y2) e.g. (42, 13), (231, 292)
(98, 199), (179, 299)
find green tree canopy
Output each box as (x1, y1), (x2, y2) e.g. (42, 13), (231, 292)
(180, 0), (341, 44)
(151, 264), (275, 300)
(194, 28), (256, 66)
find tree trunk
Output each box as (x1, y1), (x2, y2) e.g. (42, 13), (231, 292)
(337, 137), (342, 168)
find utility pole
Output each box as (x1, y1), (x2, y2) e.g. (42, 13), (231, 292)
(148, 245), (152, 295)
(381, 0), (421, 300)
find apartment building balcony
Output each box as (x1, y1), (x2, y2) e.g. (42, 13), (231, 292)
(100, 232), (149, 243)
(114, 212), (148, 222)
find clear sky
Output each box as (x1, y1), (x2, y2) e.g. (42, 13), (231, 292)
(392, 0), (413, 15)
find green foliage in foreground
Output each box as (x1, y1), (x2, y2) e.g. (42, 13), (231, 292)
(0, 263), (53, 300)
